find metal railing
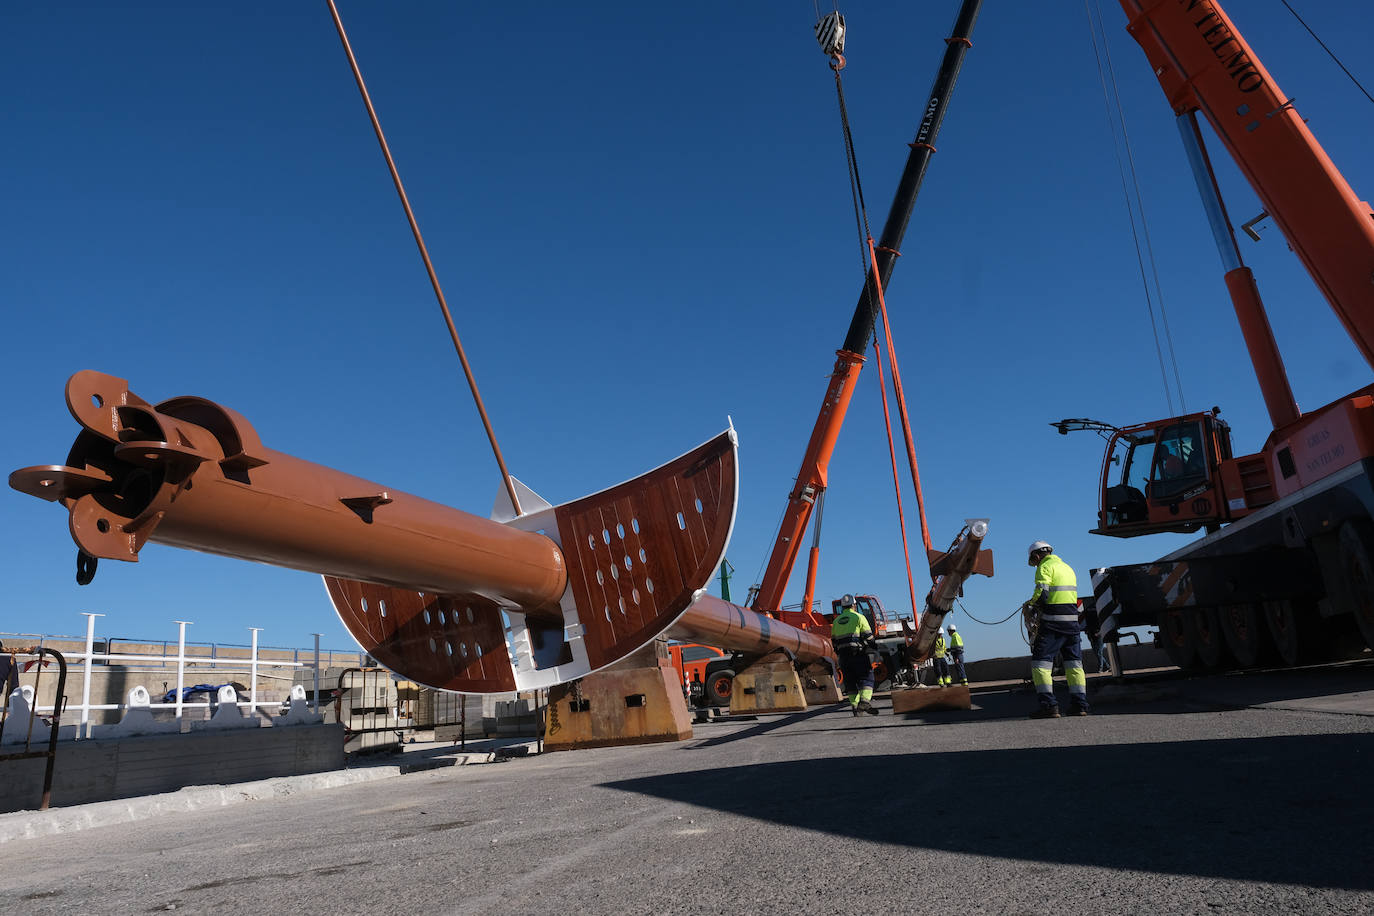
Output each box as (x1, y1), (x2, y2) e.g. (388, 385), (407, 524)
(0, 647), (68, 810)
(3, 614), (363, 738)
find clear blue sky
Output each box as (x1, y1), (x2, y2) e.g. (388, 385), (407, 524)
(4, 2), (1372, 662)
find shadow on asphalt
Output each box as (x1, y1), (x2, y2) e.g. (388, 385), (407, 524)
(604, 731), (1374, 890)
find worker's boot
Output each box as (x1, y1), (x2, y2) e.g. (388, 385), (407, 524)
(864, 703), (880, 716)
(851, 704), (862, 717)
(1028, 706), (1061, 719)
(856, 700), (876, 716)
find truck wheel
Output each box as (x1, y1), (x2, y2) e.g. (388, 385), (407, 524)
(1262, 599), (1303, 667)
(704, 669), (735, 707)
(1156, 608), (1199, 671)
(872, 658), (891, 691)
(1218, 603), (1270, 668)
(1193, 606), (1231, 670)
(1339, 521), (1374, 652)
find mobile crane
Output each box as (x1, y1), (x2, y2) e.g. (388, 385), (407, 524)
(1073, 0), (1374, 669)
(697, 2), (992, 704)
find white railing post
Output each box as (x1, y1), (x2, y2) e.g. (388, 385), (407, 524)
(312, 633), (322, 712)
(79, 612), (105, 739)
(174, 620), (192, 721)
(248, 627), (262, 717)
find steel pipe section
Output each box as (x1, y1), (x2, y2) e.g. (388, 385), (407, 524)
(11, 371), (567, 616)
(670, 593), (834, 664)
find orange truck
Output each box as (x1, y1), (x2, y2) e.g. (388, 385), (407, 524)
(667, 643), (729, 707)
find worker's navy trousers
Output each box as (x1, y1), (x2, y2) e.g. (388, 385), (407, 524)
(839, 651), (873, 695)
(949, 647), (966, 683)
(1030, 625), (1088, 712)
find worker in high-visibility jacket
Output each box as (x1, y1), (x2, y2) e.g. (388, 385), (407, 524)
(831, 594), (880, 716)
(1024, 540), (1089, 718)
(947, 623), (968, 686)
(932, 628), (951, 686)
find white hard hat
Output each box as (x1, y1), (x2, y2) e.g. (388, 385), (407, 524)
(1028, 540), (1053, 557)
(841, 593), (856, 607)
(948, 624), (957, 632)
(939, 626), (946, 634)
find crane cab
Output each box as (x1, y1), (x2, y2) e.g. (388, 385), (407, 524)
(1094, 411), (1234, 538)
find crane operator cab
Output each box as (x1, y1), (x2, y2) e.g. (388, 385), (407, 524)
(1094, 410), (1233, 538)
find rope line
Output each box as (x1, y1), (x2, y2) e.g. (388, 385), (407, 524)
(1084, 0), (1186, 416)
(325, 0), (522, 513)
(1280, 0), (1374, 107)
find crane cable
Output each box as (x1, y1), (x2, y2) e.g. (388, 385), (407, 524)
(871, 310), (922, 625)
(822, 22), (929, 617)
(1280, 0), (1374, 107)
(1084, 0), (1187, 416)
(325, 0), (523, 515)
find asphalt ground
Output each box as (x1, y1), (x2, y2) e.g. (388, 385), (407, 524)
(1, 663), (1372, 915)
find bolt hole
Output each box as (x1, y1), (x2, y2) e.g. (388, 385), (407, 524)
(676, 512), (685, 530)
(91, 394), (103, 408)
(96, 518), (110, 533)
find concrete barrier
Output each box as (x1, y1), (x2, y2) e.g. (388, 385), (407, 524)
(0, 724), (345, 814)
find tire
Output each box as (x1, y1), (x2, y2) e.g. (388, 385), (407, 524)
(1339, 521), (1374, 652)
(1262, 599), (1303, 667)
(704, 668), (735, 707)
(871, 658), (891, 691)
(1218, 602), (1270, 668)
(1157, 607), (1199, 671)
(1193, 606), (1231, 670)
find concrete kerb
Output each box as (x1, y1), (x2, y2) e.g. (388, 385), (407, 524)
(0, 735), (537, 844)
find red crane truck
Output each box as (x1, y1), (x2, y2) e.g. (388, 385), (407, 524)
(1074, 0), (1374, 670)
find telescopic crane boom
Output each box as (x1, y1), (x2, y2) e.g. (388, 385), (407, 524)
(751, 0), (984, 620)
(1084, 0), (1374, 661)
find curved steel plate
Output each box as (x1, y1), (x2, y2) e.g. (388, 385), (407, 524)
(326, 429), (737, 693)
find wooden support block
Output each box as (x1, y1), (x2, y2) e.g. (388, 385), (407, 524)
(890, 684), (972, 714)
(543, 660), (692, 752)
(728, 652), (807, 715)
(800, 662), (841, 705)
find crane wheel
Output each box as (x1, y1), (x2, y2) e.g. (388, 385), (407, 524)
(1339, 521), (1374, 652)
(1156, 608), (1198, 671)
(1192, 606), (1231, 670)
(1218, 602), (1270, 668)
(1261, 599), (1303, 667)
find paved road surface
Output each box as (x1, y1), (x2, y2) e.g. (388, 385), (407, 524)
(1, 663), (1371, 915)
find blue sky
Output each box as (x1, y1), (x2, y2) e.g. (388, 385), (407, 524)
(4, 2), (1372, 662)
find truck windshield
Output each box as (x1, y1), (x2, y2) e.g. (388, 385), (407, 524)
(1149, 420), (1208, 500)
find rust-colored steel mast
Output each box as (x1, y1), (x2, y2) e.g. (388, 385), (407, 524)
(325, 0), (522, 516)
